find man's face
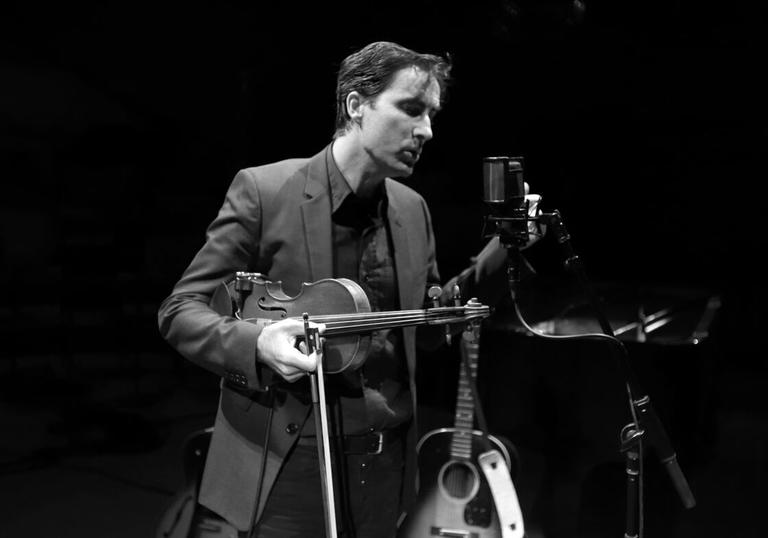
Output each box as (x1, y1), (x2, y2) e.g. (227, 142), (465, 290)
(358, 66), (441, 178)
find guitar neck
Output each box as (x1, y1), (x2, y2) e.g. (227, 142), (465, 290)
(450, 326), (481, 461)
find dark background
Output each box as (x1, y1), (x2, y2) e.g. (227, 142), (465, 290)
(1, 1), (766, 537)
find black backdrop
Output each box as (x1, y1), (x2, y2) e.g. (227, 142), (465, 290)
(4, 1), (766, 300)
(2, 1), (766, 537)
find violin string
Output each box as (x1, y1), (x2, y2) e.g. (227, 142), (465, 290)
(299, 306), (488, 324)
(308, 309), (426, 322)
(286, 309), (489, 336)
(324, 316), (429, 333)
(323, 316), (489, 334)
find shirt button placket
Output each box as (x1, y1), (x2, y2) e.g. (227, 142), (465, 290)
(360, 459), (369, 486)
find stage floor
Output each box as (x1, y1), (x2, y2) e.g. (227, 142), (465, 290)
(0, 350), (764, 538)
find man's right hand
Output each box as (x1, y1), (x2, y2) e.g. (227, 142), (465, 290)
(255, 318), (326, 382)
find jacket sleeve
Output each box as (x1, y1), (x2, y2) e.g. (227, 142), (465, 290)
(417, 234), (537, 352)
(157, 169), (277, 391)
(443, 235), (536, 308)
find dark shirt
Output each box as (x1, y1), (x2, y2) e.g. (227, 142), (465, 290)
(300, 144), (411, 436)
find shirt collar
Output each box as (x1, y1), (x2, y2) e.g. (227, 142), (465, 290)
(326, 142), (353, 214)
(326, 142), (387, 218)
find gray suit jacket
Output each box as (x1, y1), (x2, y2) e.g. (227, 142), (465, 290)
(157, 145), (445, 531)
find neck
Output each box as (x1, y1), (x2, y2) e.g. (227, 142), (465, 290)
(332, 136), (386, 200)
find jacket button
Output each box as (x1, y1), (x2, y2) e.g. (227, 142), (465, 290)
(285, 423), (299, 435)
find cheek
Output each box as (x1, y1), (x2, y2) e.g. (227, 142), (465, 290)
(379, 117), (411, 143)
(362, 112), (411, 150)
(366, 118), (399, 146)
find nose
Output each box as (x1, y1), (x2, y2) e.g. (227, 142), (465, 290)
(413, 115), (433, 143)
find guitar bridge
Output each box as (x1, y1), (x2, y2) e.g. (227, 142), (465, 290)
(430, 527), (478, 538)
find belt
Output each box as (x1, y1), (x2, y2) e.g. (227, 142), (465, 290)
(297, 429), (402, 455)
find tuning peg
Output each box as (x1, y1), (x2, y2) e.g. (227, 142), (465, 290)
(452, 284), (462, 306)
(427, 285), (442, 308)
(427, 285), (455, 346)
(447, 284), (463, 346)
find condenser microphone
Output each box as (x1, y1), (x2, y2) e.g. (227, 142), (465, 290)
(483, 156), (525, 206)
(483, 156), (529, 247)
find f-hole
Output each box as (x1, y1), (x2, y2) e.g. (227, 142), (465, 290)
(258, 297), (288, 318)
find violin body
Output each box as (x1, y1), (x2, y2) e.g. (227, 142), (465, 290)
(212, 275), (373, 373)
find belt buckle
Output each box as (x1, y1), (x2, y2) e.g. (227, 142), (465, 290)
(368, 431), (383, 455)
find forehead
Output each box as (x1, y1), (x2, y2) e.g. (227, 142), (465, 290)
(380, 66), (441, 108)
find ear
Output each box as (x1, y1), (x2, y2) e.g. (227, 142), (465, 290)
(345, 91), (365, 124)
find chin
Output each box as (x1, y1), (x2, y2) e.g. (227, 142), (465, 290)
(390, 163), (415, 178)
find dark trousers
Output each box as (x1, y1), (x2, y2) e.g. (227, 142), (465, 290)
(248, 435), (404, 538)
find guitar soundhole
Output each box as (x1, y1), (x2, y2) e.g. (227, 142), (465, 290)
(439, 461), (478, 501)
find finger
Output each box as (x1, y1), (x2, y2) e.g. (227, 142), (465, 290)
(283, 370), (306, 383)
(285, 347), (318, 372)
(276, 358), (314, 382)
(276, 318), (310, 336)
(524, 181), (530, 195)
(306, 351), (320, 371)
(525, 194), (541, 218)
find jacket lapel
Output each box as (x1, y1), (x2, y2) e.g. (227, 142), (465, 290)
(386, 179), (422, 385)
(298, 162), (417, 304)
(300, 149), (334, 282)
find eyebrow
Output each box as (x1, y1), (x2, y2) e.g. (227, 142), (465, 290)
(401, 95), (441, 113)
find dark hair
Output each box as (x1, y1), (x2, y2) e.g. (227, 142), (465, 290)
(334, 41), (452, 137)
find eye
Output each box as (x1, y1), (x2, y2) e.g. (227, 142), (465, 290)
(401, 103), (423, 117)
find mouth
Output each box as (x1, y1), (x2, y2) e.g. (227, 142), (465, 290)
(402, 149), (420, 165)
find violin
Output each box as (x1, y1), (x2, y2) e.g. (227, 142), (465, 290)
(210, 272), (491, 373)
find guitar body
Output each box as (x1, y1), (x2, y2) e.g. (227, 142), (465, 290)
(398, 428), (513, 538)
(400, 323), (525, 538)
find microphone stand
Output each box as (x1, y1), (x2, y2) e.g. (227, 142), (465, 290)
(483, 200), (530, 301)
(486, 209), (696, 538)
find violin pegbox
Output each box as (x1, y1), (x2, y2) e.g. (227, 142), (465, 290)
(426, 284), (463, 346)
(465, 297), (489, 324)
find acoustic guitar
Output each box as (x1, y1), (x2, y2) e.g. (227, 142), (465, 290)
(398, 324), (525, 538)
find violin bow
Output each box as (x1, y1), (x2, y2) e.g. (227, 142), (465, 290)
(304, 313), (338, 538)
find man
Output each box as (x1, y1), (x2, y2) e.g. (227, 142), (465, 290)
(158, 41), (520, 537)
